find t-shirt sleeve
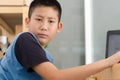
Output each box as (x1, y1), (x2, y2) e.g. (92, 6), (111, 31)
(15, 32), (49, 71)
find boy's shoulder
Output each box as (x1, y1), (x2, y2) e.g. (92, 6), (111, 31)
(17, 32), (35, 38)
(17, 32), (38, 43)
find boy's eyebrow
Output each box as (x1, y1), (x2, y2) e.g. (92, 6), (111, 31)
(35, 15), (43, 18)
(35, 15), (56, 20)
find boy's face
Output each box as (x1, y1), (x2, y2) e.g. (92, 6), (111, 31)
(26, 6), (62, 48)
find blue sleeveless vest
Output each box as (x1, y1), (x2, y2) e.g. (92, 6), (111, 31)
(0, 32), (54, 80)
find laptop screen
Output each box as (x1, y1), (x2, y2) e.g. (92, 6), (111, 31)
(106, 30), (120, 58)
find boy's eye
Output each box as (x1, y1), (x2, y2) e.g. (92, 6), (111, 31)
(49, 20), (55, 23)
(35, 18), (42, 21)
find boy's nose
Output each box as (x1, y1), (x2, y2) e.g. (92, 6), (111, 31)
(40, 22), (48, 31)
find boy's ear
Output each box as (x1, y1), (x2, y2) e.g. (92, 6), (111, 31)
(57, 22), (63, 33)
(25, 17), (30, 25)
(24, 17), (30, 30)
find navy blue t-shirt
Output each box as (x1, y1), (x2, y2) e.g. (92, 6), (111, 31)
(15, 32), (49, 71)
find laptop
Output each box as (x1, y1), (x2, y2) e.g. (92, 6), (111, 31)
(106, 30), (120, 58)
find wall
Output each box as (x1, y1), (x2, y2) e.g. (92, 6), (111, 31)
(92, 0), (120, 61)
(48, 0), (85, 68)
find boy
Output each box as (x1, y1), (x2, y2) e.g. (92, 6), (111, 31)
(0, 0), (120, 80)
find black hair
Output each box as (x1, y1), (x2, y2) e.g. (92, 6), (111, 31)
(28, 0), (62, 22)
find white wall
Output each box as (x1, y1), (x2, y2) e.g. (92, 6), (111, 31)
(92, 0), (120, 61)
(48, 0), (85, 68)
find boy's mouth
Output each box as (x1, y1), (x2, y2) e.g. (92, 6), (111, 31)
(38, 33), (48, 38)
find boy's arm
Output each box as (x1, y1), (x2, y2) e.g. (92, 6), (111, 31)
(32, 51), (120, 80)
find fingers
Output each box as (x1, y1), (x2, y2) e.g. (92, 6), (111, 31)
(107, 51), (120, 67)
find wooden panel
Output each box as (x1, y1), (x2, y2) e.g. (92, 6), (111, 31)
(22, 7), (29, 32)
(0, 28), (2, 36)
(0, 17), (14, 34)
(15, 25), (22, 35)
(0, 7), (23, 13)
(88, 64), (120, 80)
(0, 0), (24, 5)
(0, 43), (3, 58)
(0, 51), (3, 58)
(112, 64), (120, 79)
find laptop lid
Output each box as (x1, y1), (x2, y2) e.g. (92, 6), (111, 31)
(106, 30), (120, 58)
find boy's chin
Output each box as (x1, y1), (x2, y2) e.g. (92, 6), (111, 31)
(39, 40), (48, 46)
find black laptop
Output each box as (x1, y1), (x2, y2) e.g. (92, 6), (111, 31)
(106, 30), (120, 58)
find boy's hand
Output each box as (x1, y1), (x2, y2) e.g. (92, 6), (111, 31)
(107, 51), (120, 67)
